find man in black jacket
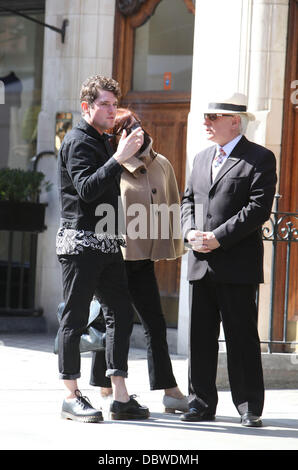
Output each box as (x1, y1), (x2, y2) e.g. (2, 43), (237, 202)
(180, 93), (277, 427)
(57, 75), (149, 422)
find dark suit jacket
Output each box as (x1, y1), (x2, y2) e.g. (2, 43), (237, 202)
(181, 136), (277, 284)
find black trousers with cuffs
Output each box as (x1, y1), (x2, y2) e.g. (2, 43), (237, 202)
(188, 272), (264, 416)
(90, 259), (177, 390)
(58, 249), (134, 381)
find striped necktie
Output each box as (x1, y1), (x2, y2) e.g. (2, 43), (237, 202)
(213, 147), (226, 168)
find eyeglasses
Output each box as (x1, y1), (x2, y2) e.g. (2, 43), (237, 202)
(204, 113), (234, 121)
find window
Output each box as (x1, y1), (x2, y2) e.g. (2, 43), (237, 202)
(132, 0), (195, 92)
(0, 5), (44, 170)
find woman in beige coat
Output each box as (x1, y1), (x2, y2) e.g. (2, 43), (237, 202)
(90, 108), (188, 413)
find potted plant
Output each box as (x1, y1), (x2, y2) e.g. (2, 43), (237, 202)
(0, 167), (52, 232)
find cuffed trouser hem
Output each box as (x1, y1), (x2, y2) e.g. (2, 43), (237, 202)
(59, 372), (81, 380)
(106, 369), (128, 378)
(150, 381), (177, 391)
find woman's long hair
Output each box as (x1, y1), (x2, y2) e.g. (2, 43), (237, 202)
(108, 108), (151, 153)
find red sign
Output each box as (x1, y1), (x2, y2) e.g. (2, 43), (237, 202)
(163, 72), (172, 90)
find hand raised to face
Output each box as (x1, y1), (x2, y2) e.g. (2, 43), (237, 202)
(113, 126), (144, 164)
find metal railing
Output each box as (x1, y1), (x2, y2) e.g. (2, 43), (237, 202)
(0, 151), (55, 318)
(259, 194), (298, 352)
(0, 231), (42, 316)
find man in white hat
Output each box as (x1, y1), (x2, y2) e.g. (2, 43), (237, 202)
(181, 93), (277, 427)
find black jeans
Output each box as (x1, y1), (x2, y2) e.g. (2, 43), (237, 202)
(58, 250), (134, 380)
(188, 272), (264, 416)
(90, 259), (177, 390)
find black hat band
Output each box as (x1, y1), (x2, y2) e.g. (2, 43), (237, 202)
(208, 102), (247, 112)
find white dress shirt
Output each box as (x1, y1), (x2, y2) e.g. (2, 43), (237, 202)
(212, 134), (243, 182)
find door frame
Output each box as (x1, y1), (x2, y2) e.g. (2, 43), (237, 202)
(273, 0), (298, 345)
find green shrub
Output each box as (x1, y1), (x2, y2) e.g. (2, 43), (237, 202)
(0, 167), (52, 203)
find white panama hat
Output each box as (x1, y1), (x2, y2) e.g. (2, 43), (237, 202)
(205, 93), (255, 121)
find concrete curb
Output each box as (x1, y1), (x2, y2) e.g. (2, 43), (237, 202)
(217, 352), (298, 389)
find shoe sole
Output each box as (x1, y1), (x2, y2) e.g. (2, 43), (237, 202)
(241, 420), (263, 427)
(164, 407), (189, 414)
(61, 411), (103, 423)
(180, 415), (215, 422)
(110, 411), (150, 420)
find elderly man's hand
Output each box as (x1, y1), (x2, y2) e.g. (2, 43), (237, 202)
(187, 230), (220, 253)
(203, 231), (220, 251)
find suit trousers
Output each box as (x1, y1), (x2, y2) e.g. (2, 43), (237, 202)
(90, 259), (177, 390)
(189, 272), (264, 416)
(58, 249), (134, 380)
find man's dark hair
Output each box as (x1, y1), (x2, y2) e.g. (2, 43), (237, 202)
(80, 75), (121, 105)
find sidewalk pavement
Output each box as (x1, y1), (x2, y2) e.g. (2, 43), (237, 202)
(0, 333), (297, 452)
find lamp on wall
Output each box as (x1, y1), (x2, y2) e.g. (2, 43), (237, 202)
(116, 0), (147, 16)
(0, 6), (68, 43)
(116, 0), (195, 16)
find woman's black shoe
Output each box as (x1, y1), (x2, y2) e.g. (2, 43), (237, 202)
(110, 395), (150, 420)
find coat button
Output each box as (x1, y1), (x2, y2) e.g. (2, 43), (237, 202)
(152, 188), (157, 194)
(207, 213), (212, 218)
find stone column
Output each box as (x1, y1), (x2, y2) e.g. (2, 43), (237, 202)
(178, 0), (253, 354)
(35, 0), (116, 331)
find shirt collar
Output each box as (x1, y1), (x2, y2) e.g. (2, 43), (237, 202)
(217, 134), (243, 157)
(77, 118), (110, 141)
(122, 138), (155, 176)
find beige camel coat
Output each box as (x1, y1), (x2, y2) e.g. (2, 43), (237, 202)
(120, 140), (185, 261)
